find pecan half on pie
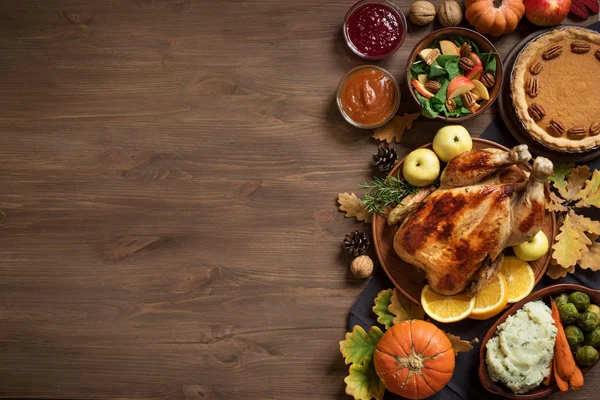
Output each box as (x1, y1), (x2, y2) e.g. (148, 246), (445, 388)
(511, 27), (600, 152)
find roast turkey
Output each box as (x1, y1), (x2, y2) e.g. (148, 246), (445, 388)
(390, 145), (553, 296)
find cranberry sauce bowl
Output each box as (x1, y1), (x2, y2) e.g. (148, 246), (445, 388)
(343, 0), (407, 60)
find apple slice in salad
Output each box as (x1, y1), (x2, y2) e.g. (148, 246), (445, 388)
(410, 35), (498, 119)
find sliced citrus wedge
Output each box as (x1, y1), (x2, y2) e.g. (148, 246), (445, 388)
(421, 285), (475, 323)
(469, 272), (509, 320)
(500, 256), (535, 303)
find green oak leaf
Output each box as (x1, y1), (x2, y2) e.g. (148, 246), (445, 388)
(344, 357), (385, 400)
(548, 163), (574, 194)
(340, 325), (384, 365)
(389, 288), (424, 324)
(372, 289), (394, 329)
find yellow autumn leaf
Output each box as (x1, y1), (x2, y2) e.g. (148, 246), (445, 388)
(546, 191), (568, 213)
(388, 288), (424, 324)
(576, 169), (600, 208)
(552, 211), (589, 268)
(559, 165), (591, 201)
(338, 192), (372, 223)
(579, 240), (600, 271)
(372, 113), (420, 143)
(570, 212), (600, 236)
(547, 259), (575, 279)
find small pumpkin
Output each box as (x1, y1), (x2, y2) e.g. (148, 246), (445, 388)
(464, 0), (525, 37)
(373, 320), (455, 400)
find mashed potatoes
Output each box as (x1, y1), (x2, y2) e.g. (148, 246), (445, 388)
(486, 300), (557, 394)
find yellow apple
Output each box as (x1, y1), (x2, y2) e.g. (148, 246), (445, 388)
(513, 230), (549, 261)
(432, 125), (473, 162)
(402, 148), (440, 187)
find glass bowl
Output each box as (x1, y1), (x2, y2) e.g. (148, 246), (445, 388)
(336, 65), (400, 129)
(343, 0), (408, 60)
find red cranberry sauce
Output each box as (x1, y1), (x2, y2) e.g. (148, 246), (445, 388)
(346, 3), (402, 58)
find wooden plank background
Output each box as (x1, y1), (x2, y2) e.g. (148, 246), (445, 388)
(0, 0), (597, 398)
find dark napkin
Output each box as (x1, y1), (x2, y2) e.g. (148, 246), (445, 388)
(347, 22), (600, 399)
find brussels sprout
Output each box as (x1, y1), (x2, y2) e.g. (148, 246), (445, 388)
(569, 291), (591, 312)
(578, 311), (600, 332)
(558, 303), (580, 324)
(585, 327), (600, 347)
(555, 293), (570, 307)
(576, 345), (599, 366)
(565, 325), (585, 346)
(589, 304), (600, 319)
(571, 344), (582, 353)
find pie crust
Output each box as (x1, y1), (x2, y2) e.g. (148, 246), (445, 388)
(511, 27), (600, 152)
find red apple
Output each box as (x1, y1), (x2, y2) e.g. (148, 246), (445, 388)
(411, 80), (435, 99)
(447, 76), (475, 99)
(468, 103), (481, 114)
(524, 0), (571, 26)
(466, 65), (483, 80)
(440, 40), (460, 56)
(417, 74), (428, 85)
(469, 53), (483, 69)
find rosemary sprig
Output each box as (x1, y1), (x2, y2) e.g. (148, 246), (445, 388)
(359, 175), (420, 215)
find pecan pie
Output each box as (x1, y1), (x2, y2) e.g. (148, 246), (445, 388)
(511, 27), (600, 152)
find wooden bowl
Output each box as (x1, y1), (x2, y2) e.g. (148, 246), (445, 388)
(479, 284), (600, 399)
(372, 138), (556, 305)
(405, 27), (503, 122)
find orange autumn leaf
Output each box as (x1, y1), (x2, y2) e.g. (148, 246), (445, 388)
(444, 332), (476, 355)
(547, 260), (575, 279)
(546, 191), (568, 213)
(338, 192), (372, 223)
(372, 113), (420, 143)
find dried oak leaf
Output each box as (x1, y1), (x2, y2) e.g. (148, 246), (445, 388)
(579, 238), (600, 271)
(344, 357), (385, 400)
(552, 210), (589, 268)
(372, 289), (394, 330)
(547, 258), (575, 279)
(444, 332), (477, 355)
(546, 191), (568, 213)
(548, 163), (574, 194)
(389, 288), (424, 324)
(340, 325), (384, 365)
(559, 165), (591, 201)
(576, 169), (600, 208)
(570, 212), (600, 236)
(338, 192), (372, 223)
(372, 113), (420, 143)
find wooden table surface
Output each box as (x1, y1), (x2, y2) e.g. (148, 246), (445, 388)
(0, 1), (597, 399)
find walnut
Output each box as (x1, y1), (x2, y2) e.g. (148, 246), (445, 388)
(350, 255), (373, 279)
(438, 0), (462, 27)
(409, 1), (436, 26)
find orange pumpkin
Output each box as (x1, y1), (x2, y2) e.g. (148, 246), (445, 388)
(465, 0), (525, 37)
(373, 320), (455, 400)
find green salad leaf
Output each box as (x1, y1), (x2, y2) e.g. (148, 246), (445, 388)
(445, 58), (460, 80)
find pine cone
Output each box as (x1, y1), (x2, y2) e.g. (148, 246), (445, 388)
(343, 230), (370, 257)
(373, 145), (398, 173)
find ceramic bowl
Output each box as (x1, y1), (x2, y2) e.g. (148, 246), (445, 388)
(405, 27), (503, 122)
(479, 284), (600, 399)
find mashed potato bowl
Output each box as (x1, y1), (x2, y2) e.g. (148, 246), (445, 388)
(479, 284), (600, 399)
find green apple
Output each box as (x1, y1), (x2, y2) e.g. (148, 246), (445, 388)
(513, 230), (549, 261)
(402, 148), (440, 187)
(432, 125), (473, 162)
